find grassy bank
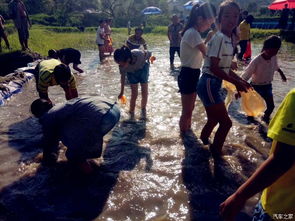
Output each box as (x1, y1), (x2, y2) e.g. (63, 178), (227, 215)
(0, 25), (285, 56)
(0, 25), (168, 56)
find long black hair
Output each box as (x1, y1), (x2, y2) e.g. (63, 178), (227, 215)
(181, 2), (216, 36)
(114, 45), (132, 63)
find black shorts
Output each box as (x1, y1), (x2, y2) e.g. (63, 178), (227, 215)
(178, 67), (200, 94)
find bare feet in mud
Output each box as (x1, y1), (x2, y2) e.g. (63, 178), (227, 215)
(209, 144), (223, 160)
(77, 161), (94, 175)
(200, 136), (212, 146)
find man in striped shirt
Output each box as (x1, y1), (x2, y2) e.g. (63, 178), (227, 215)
(35, 58), (78, 102)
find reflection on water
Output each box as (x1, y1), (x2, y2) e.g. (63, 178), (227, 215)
(0, 42), (294, 220)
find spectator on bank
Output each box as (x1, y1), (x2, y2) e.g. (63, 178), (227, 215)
(8, 0), (31, 51)
(238, 15), (254, 61)
(127, 20), (131, 35)
(279, 4), (290, 30)
(239, 10), (248, 24)
(0, 14), (10, 51)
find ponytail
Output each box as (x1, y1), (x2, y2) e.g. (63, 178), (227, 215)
(181, 2), (216, 36)
(114, 45), (132, 63)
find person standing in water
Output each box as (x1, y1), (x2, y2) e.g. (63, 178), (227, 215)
(167, 14), (183, 68)
(8, 0), (31, 51)
(241, 35), (287, 123)
(197, 0), (250, 157)
(178, 3), (216, 134)
(114, 46), (152, 120)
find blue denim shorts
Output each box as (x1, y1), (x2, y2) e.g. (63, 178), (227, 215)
(197, 73), (226, 107)
(252, 202), (272, 221)
(127, 62), (150, 84)
(252, 84), (273, 99)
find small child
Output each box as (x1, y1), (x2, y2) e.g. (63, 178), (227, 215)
(114, 46), (152, 119)
(197, 0), (251, 157)
(241, 35), (287, 123)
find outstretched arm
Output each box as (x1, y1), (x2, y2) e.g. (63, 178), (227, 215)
(118, 73), (126, 99)
(278, 68), (287, 82)
(220, 141), (295, 221)
(73, 63), (84, 73)
(210, 57), (251, 93)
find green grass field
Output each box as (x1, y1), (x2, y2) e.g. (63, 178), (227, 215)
(0, 25), (283, 56)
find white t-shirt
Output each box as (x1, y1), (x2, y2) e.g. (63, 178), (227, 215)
(202, 31), (234, 76)
(241, 54), (279, 85)
(180, 28), (203, 69)
(96, 27), (105, 45)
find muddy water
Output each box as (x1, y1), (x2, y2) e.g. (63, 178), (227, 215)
(0, 41), (294, 221)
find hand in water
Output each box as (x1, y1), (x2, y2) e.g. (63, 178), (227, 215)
(118, 92), (124, 100)
(150, 56), (156, 64)
(119, 95), (127, 104)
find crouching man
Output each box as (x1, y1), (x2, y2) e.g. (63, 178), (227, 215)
(31, 97), (120, 173)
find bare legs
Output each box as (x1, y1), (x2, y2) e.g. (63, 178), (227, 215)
(262, 95), (275, 123)
(129, 83), (148, 117)
(98, 45), (105, 62)
(201, 102), (232, 156)
(179, 92), (196, 132)
(0, 33), (10, 51)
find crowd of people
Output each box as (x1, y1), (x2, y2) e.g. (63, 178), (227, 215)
(1, 0), (295, 220)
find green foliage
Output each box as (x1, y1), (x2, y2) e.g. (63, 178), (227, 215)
(146, 15), (170, 27)
(24, 0), (54, 14)
(0, 25), (290, 56)
(2, 22), (15, 35)
(30, 14), (58, 26)
(148, 26), (167, 35)
(251, 29), (280, 39)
